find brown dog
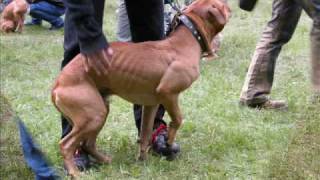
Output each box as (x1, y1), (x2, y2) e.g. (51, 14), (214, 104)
(52, 0), (230, 177)
(0, 0), (28, 33)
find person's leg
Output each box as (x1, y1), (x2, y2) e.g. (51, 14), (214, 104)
(29, 1), (65, 28)
(25, 4), (42, 26)
(310, 23), (320, 102)
(124, 0), (166, 131)
(30, 18), (42, 25)
(125, 0), (165, 42)
(299, 0), (320, 101)
(163, 2), (172, 35)
(240, 0), (302, 107)
(311, 23), (320, 97)
(116, 0), (132, 42)
(125, 0), (180, 157)
(133, 104), (166, 135)
(61, 0), (106, 170)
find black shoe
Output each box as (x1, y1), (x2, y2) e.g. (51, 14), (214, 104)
(73, 149), (91, 171)
(0, 3), (5, 13)
(49, 24), (64, 31)
(151, 124), (180, 160)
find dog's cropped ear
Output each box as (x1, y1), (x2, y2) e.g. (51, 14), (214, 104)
(221, 3), (231, 21)
(208, 2), (231, 26)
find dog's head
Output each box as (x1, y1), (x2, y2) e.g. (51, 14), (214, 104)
(0, 20), (15, 33)
(183, 0), (230, 56)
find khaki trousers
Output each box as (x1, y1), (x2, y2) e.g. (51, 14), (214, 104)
(240, 0), (320, 105)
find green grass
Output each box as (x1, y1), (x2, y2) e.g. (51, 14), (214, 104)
(0, 95), (34, 179)
(1, 1), (319, 179)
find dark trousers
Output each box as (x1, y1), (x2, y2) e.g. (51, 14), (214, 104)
(61, 0), (166, 138)
(29, 1), (65, 27)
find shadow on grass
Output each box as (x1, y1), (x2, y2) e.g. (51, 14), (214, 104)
(0, 95), (34, 179)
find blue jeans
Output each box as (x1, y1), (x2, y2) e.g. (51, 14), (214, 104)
(30, 1), (65, 27)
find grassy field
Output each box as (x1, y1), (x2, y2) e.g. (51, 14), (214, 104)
(1, 0), (319, 179)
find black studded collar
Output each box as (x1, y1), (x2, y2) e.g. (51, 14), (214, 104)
(170, 13), (213, 57)
(178, 15), (207, 54)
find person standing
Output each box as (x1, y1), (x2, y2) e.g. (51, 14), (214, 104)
(240, 0), (320, 109)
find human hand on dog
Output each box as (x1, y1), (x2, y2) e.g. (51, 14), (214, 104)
(83, 47), (113, 76)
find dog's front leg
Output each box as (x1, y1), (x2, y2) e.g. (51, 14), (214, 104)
(15, 15), (24, 33)
(161, 95), (183, 146)
(138, 105), (159, 161)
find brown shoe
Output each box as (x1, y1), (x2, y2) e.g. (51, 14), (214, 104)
(240, 99), (288, 110)
(259, 99), (288, 110)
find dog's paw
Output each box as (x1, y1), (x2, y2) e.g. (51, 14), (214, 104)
(137, 151), (148, 161)
(68, 168), (81, 180)
(100, 155), (112, 164)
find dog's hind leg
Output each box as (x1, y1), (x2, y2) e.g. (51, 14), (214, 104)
(83, 134), (112, 164)
(54, 84), (109, 177)
(138, 105), (159, 160)
(82, 102), (112, 164)
(59, 127), (82, 177)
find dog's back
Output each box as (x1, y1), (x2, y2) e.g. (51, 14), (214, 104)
(54, 41), (176, 105)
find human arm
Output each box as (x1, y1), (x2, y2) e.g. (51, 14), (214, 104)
(64, 0), (112, 75)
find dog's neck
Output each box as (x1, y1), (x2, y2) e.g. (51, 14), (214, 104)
(172, 15), (208, 54)
(166, 25), (202, 62)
